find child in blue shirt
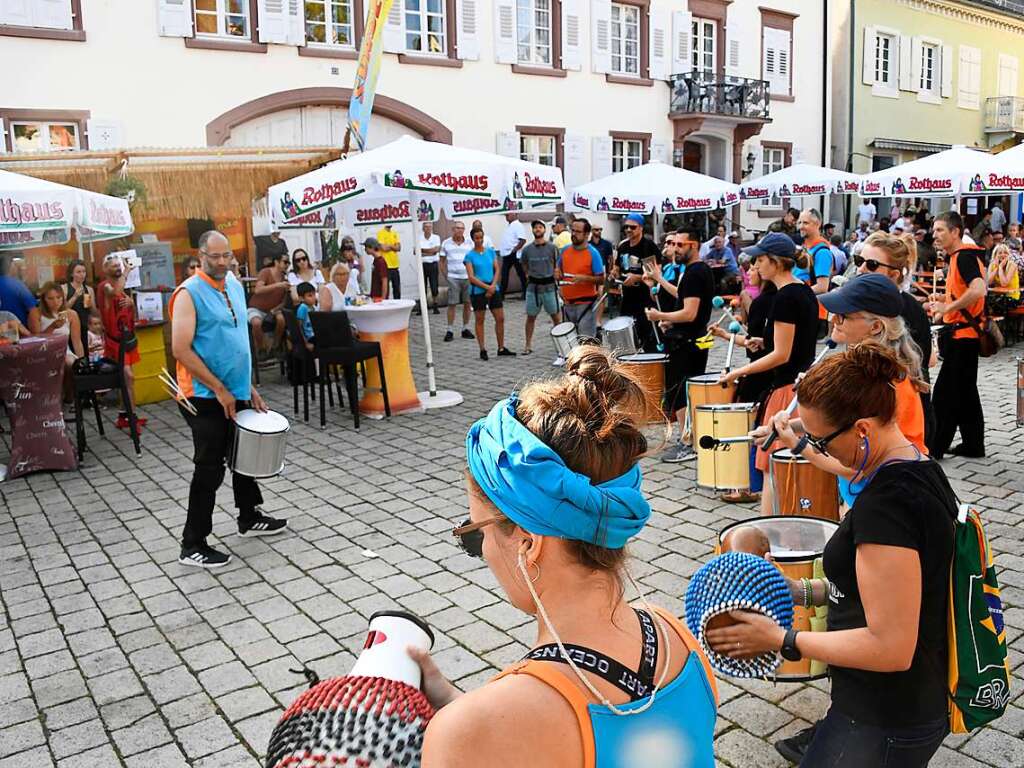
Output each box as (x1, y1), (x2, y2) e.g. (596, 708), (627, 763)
(295, 282), (316, 351)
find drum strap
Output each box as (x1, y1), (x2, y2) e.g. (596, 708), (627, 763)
(523, 609), (659, 702)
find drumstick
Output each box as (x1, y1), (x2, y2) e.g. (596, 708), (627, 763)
(760, 340), (837, 451)
(699, 434), (751, 449)
(723, 333), (736, 373)
(159, 373), (196, 414)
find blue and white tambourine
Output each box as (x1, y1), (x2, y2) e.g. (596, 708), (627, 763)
(684, 552), (794, 679)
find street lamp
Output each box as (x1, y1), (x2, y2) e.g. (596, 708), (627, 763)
(741, 151), (756, 178)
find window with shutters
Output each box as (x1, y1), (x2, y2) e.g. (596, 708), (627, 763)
(0, 0), (84, 40)
(691, 17), (715, 76)
(920, 42), (938, 96)
(612, 139), (643, 172)
(610, 3), (640, 76)
(405, 0), (447, 54)
(305, 0), (356, 47)
(520, 135), (556, 166)
(759, 144), (788, 209)
(875, 32), (894, 87)
(195, 0), (250, 38)
(515, 0), (552, 65)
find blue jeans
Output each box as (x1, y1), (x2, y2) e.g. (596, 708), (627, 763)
(801, 709), (947, 767)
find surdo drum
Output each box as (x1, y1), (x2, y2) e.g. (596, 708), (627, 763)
(551, 321), (582, 358)
(230, 409), (289, 478)
(695, 403), (757, 491)
(770, 448), (840, 522)
(601, 316), (637, 356)
(617, 352), (667, 424)
(686, 373), (737, 434)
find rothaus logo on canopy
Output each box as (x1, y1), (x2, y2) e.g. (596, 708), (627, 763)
(0, 197), (66, 228)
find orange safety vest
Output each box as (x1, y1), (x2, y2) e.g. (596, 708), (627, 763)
(943, 248), (986, 341)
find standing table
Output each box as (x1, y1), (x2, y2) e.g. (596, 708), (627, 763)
(344, 299), (422, 417)
(0, 336), (77, 479)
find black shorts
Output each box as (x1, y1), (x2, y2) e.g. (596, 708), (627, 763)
(471, 292), (503, 311)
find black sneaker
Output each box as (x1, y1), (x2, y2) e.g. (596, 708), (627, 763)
(480, 349), (489, 361)
(950, 443), (985, 459)
(444, 330), (454, 342)
(461, 329), (475, 339)
(238, 512), (289, 537)
(497, 347), (516, 357)
(775, 723), (818, 764)
(432, 306), (440, 315)
(178, 544), (231, 568)
(661, 443), (696, 463)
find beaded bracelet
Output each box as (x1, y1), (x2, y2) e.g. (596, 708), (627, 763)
(801, 578), (813, 609)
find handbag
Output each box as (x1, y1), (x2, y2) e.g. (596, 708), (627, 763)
(960, 309), (1004, 358)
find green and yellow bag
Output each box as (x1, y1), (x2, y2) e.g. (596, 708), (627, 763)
(947, 504), (1010, 733)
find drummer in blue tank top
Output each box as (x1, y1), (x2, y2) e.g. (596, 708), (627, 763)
(408, 345), (718, 768)
(169, 230), (288, 569)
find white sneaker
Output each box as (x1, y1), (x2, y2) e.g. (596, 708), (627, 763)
(553, 356), (565, 367)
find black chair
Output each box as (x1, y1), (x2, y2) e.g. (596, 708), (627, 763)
(310, 311), (391, 430)
(72, 324), (141, 459)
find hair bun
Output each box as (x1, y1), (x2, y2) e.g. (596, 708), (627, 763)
(846, 341), (906, 383)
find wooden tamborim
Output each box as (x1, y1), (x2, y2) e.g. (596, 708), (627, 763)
(718, 515), (839, 682)
(770, 448), (840, 522)
(694, 404), (757, 491)
(230, 409), (289, 478)
(618, 353), (667, 424)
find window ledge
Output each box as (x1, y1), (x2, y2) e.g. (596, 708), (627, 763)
(397, 53), (462, 68)
(606, 73), (653, 87)
(512, 64), (567, 78)
(770, 94), (795, 103)
(870, 83), (899, 99)
(299, 45), (358, 60)
(185, 37), (268, 53)
(0, 24), (85, 41)
(917, 91), (941, 105)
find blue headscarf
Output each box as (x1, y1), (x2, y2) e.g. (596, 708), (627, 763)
(465, 396), (651, 549)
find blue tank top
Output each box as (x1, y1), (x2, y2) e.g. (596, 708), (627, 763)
(494, 608), (718, 768)
(173, 272), (251, 400)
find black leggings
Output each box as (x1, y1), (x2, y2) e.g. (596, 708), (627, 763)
(500, 254), (526, 297)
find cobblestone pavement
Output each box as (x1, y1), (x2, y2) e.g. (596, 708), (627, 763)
(1, 299), (1021, 767)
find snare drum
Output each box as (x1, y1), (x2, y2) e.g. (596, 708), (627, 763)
(230, 409), (289, 478)
(770, 448), (840, 521)
(618, 353), (667, 424)
(695, 404), (757, 491)
(550, 321), (580, 358)
(718, 515), (838, 681)
(601, 316), (636, 356)
(686, 373), (737, 437)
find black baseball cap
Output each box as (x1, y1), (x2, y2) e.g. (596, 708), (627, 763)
(819, 273), (902, 318)
(742, 231), (796, 259)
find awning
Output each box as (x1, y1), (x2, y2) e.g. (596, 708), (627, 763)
(869, 138), (953, 154)
(0, 146), (343, 220)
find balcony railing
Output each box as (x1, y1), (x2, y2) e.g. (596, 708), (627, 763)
(669, 73), (770, 121)
(985, 96), (1024, 134)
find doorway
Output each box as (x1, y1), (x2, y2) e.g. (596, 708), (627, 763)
(683, 140), (704, 173)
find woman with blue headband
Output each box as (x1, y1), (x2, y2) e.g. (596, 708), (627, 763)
(408, 345), (718, 768)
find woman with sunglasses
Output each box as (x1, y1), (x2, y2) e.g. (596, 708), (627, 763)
(287, 248), (324, 304)
(708, 342), (955, 768)
(410, 345), (718, 768)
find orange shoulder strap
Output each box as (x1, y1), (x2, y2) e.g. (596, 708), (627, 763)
(651, 605), (719, 705)
(492, 661), (596, 768)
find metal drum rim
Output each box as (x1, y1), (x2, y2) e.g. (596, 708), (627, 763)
(717, 515), (838, 563)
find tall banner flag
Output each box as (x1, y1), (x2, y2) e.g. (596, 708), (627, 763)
(347, 0), (395, 152)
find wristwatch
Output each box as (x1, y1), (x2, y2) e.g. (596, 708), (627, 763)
(781, 628), (802, 662)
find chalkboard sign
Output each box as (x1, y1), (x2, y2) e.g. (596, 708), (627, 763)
(133, 242), (176, 292)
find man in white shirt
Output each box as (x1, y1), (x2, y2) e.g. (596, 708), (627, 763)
(498, 212), (527, 299)
(990, 203), (1007, 235)
(419, 221), (442, 315)
(857, 200), (877, 226)
(440, 221), (475, 342)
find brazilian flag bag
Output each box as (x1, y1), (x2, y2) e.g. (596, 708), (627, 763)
(947, 503), (1010, 733)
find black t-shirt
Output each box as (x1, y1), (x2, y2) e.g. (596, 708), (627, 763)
(900, 291), (932, 383)
(666, 261), (714, 340)
(823, 460), (956, 727)
(735, 283), (777, 402)
(763, 282), (819, 388)
(617, 237), (660, 314)
(952, 247), (984, 285)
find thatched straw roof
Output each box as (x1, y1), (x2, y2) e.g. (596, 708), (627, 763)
(0, 146), (343, 219)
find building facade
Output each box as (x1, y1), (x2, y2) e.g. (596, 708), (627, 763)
(1, 0), (826, 279)
(830, 0), (1024, 221)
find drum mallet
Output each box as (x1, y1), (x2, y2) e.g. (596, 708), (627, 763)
(699, 435), (753, 449)
(721, 320), (742, 373)
(760, 340), (837, 451)
(712, 295), (741, 328)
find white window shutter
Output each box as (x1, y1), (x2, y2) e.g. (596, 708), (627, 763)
(288, 0), (305, 45)
(725, 12), (746, 78)
(561, 0), (582, 70)
(34, 0), (73, 29)
(382, 0), (404, 53)
(158, 0), (193, 37)
(862, 26), (877, 85)
(563, 133), (587, 189)
(671, 10), (691, 75)
(456, 0), (480, 60)
(0, 119), (6, 154)
(493, 0), (515, 64)
(941, 44), (953, 98)
(958, 45), (981, 109)
(763, 27), (789, 95)
(648, 9), (668, 81)
(590, 0), (611, 74)
(86, 120), (123, 150)
(257, 0), (289, 43)
(649, 140), (668, 164)
(496, 130), (520, 158)
(910, 36), (924, 91)
(0, 0), (32, 27)
(998, 53), (1019, 97)
(970, 47), (982, 108)
(898, 35), (913, 91)
(591, 136), (612, 180)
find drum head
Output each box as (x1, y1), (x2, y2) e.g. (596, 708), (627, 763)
(719, 516), (838, 562)
(234, 409), (290, 434)
(551, 322), (576, 337)
(619, 353), (668, 363)
(602, 317), (634, 332)
(771, 448), (805, 462)
(696, 403), (757, 413)
(688, 373), (724, 385)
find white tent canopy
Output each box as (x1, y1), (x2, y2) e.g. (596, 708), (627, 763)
(971, 142), (1024, 194)
(0, 169), (133, 250)
(859, 145), (993, 198)
(569, 162), (740, 216)
(740, 163), (862, 201)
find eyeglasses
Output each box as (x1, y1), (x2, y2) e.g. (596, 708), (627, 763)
(452, 515), (503, 558)
(853, 255), (899, 272)
(805, 422), (855, 455)
(623, 225), (639, 231)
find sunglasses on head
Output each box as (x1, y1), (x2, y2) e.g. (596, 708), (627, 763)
(853, 255), (898, 272)
(452, 515), (503, 558)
